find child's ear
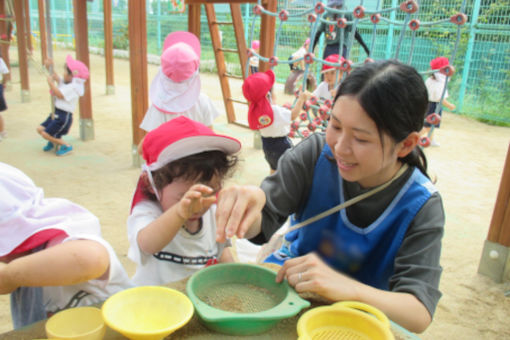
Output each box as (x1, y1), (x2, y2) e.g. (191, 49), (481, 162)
(397, 131), (420, 158)
(141, 171), (155, 194)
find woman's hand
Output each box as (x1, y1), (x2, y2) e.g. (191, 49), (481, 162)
(275, 253), (360, 302)
(215, 185), (266, 242)
(176, 184), (216, 221)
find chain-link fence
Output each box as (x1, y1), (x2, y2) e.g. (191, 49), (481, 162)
(27, 0), (510, 125)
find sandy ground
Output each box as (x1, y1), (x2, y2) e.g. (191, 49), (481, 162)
(0, 48), (509, 339)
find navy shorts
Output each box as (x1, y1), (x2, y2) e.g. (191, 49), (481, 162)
(423, 101), (442, 128)
(262, 136), (292, 171)
(0, 84), (7, 112)
(41, 108), (73, 139)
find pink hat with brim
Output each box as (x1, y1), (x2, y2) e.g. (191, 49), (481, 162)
(142, 116), (241, 171)
(150, 31), (202, 113)
(66, 55), (89, 80)
(242, 70), (275, 130)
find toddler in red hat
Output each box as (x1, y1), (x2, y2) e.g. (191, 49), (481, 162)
(137, 31), (222, 154)
(421, 56), (456, 147)
(242, 70), (299, 174)
(127, 116), (241, 286)
(36, 55), (89, 156)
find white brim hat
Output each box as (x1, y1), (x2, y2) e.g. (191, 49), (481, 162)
(149, 68), (201, 113)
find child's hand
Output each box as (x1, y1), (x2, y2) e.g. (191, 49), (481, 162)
(44, 58), (53, 69)
(0, 262), (17, 294)
(176, 184), (216, 221)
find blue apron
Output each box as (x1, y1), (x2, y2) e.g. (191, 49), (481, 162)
(265, 144), (435, 289)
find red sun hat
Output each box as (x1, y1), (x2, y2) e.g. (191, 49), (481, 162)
(242, 70), (275, 130)
(142, 116), (241, 171)
(65, 55), (89, 80)
(430, 57), (449, 70)
(321, 54), (344, 73)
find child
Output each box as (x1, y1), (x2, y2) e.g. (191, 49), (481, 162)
(137, 31), (221, 154)
(216, 60), (444, 333)
(0, 53), (8, 141)
(0, 162), (133, 329)
(242, 70), (298, 174)
(291, 54), (344, 117)
(421, 56), (456, 147)
(289, 38), (310, 71)
(36, 55), (89, 156)
(249, 40), (260, 74)
(127, 116), (241, 286)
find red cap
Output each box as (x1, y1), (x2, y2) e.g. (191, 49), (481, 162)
(321, 54), (345, 73)
(430, 57), (449, 70)
(242, 70), (275, 130)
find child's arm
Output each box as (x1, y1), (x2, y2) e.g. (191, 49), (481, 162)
(219, 247), (235, 263)
(441, 98), (456, 111)
(290, 91), (311, 121)
(0, 240), (110, 294)
(46, 75), (65, 100)
(137, 184), (217, 254)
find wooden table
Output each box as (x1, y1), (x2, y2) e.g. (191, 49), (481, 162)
(0, 274), (420, 339)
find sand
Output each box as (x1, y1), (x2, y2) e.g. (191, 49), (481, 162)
(0, 48), (509, 339)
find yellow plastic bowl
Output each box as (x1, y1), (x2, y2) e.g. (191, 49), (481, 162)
(45, 306), (106, 340)
(101, 286), (194, 340)
(297, 301), (394, 340)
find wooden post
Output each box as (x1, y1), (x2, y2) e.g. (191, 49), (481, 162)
(37, 0), (47, 65)
(478, 143), (510, 283)
(258, 0), (276, 72)
(103, 0), (114, 95)
(73, 0), (94, 140)
(13, 0), (30, 102)
(0, 0), (11, 86)
(128, 0), (148, 167)
(187, 4), (201, 39)
(24, 0), (32, 53)
(231, 3), (248, 79)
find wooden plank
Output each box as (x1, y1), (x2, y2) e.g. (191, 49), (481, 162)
(230, 3), (248, 79)
(103, 0), (114, 89)
(128, 0), (148, 147)
(24, 0), (32, 52)
(187, 4), (201, 39)
(13, 0), (29, 92)
(37, 0), (47, 65)
(258, 0), (276, 72)
(73, 0), (92, 122)
(487, 143), (510, 245)
(205, 3), (235, 123)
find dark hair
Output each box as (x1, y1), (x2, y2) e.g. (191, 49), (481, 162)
(66, 65), (72, 76)
(334, 59), (429, 177)
(143, 150), (239, 201)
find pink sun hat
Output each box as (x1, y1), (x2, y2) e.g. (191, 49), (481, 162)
(142, 116), (241, 171)
(65, 55), (89, 80)
(150, 31), (202, 113)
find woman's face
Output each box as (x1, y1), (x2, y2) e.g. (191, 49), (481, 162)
(325, 95), (403, 188)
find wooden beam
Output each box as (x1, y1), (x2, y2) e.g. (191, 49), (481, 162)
(128, 0), (148, 148)
(73, 0), (93, 129)
(103, 0), (114, 93)
(258, 0), (276, 72)
(0, 0), (11, 84)
(487, 143), (510, 246)
(37, 0), (47, 65)
(13, 0), (29, 99)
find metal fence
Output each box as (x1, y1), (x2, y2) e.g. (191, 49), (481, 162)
(27, 0), (510, 124)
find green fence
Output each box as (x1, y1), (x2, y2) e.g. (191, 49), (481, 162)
(27, 0), (510, 125)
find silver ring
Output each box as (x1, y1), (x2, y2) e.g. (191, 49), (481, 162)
(298, 272), (302, 282)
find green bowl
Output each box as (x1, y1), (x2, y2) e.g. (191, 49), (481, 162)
(186, 263), (310, 336)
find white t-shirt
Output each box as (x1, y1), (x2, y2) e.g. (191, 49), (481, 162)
(0, 58), (9, 83)
(425, 74), (449, 103)
(43, 234), (134, 314)
(127, 201), (229, 286)
(54, 81), (81, 113)
(313, 81), (336, 102)
(292, 46), (307, 60)
(249, 56), (259, 68)
(140, 93), (220, 132)
(260, 105), (292, 138)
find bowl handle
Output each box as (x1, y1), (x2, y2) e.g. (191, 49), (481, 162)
(332, 301), (390, 328)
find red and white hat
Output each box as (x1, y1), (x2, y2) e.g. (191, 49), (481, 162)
(242, 70), (275, 130)
(142, 116), (241, 172)
(65, 54), (89, 80)
(150, 31), (202, 113)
